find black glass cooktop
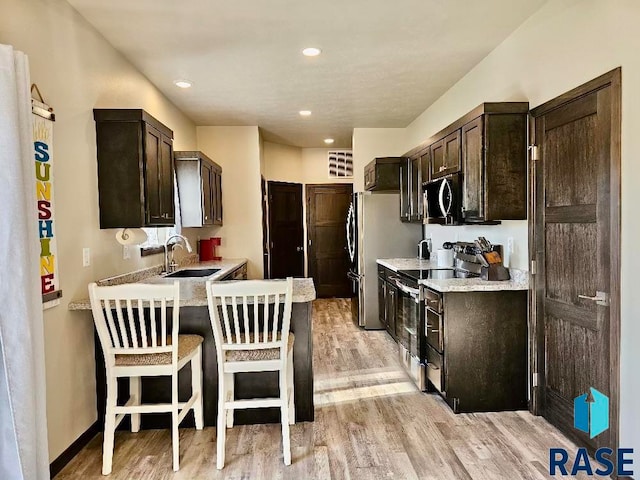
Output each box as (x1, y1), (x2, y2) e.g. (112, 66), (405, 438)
(397, 268), (458, 281)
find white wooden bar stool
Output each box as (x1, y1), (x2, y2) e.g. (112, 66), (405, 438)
(206, 277), (295, 469)
(88, 281), (204, 475)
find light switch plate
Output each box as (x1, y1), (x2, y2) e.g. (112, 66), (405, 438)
(82, 247), (91, 267)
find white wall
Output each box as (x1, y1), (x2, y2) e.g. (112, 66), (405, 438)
(0, 0), (198, 461)
(403, 0), (640, 454)
(196, 126), (264, 279)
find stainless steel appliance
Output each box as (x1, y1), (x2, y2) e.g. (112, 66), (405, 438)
(394, 268), (456, 390)
(423, 173), (462, 225)
(347, 192), (420, 329)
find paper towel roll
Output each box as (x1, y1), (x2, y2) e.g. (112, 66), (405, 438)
(436, 248), (454, 267)
(115, 228), (148, 246)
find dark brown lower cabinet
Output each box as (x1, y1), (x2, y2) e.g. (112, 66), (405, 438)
(425, 289), (528, 413)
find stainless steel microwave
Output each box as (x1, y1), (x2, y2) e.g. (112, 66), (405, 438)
(422, 173), (462, 225)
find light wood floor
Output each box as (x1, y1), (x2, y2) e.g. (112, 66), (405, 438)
(57, 298), (592, 479)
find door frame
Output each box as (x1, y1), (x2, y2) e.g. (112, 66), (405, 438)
(528, 68), (621, 453)
(266, 181), (304, 279)
(306, 183), (354, 297)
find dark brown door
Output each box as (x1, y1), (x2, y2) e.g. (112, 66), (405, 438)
(531, 69), (621, 455)
(268, 181), (304, 279)
(307, 184), (353, 297)
(261, 177), (269, 276)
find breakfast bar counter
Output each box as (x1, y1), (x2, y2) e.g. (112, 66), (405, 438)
(69, 263), (317, 428)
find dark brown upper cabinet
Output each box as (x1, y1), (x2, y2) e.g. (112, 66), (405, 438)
(93, 109), (175, 229)
(364, 157), (403, 191)
(430, 130), (461, 180)
(400, 153), (426, 223)
(174, 151), (223, 227)
(403, 102), (529, 224)
(420, 149), (431, 184)
(460, 111), (528, 223)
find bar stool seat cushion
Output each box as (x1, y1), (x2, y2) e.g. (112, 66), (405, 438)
(115, 334), (204, 366)
(225, 333), (294, 362)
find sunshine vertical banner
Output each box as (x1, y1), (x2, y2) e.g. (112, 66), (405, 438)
(33, 109), (60, 303)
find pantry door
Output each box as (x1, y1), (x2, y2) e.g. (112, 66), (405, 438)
(530, 68), (621, 455)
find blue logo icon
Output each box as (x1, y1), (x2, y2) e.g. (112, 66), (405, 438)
(574, 387), (609, 439)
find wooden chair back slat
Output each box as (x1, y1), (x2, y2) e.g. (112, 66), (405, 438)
(219, 296), (232, 344)
(115, 300), (130, 348)
(138, 299), (148, 348)
(272, 294), (281, 343)
(242, 297), (250, 343)
(150, 299), (157, 348)
(126, 299), (139, 348)
(231, 296), (241, 344)
(263, 295), (269, 343)
(160, 298), (167, 347)
(253, 300), (259, 344)
(103, 300), (121, 348)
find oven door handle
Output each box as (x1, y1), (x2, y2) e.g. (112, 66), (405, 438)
(395, 279), (420, 297)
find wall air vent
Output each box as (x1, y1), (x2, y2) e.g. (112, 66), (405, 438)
(328, 150), (353, 178)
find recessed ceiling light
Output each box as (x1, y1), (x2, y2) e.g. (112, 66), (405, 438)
(174, 80), (192, 89)
(302, 47), (322, 57)
(299, 110), (312, 117)
(324, 138), (335, 144)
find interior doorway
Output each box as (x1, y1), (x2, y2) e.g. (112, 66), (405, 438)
(530, 68), (621, 455)
(267, 181), (305, 279)
(306, 184), (353, 298)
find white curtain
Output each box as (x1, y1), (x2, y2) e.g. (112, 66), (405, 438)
(0, 44), (50, 480)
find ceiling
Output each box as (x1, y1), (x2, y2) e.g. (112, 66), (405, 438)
(67, 0), (545, 148)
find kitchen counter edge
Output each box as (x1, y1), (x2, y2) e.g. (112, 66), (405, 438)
(68, 259), (316, 310)
(376, 258), (529, 292)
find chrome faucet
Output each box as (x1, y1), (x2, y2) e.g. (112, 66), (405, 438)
(418, 238), (432, 260)
(164, 234), (193, 273)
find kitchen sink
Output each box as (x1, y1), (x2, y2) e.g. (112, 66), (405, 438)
(164, 268), (220, 278)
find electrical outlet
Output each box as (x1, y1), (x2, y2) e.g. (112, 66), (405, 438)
(82, 247), (91, 267)
(123, 245), (131, 260)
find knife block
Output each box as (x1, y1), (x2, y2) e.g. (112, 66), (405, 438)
(480, 264), (511, 281)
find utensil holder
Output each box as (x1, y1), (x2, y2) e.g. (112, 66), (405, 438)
(480, 265), (511, 281)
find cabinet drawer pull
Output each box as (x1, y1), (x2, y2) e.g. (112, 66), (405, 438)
(426, 362), (439, 371)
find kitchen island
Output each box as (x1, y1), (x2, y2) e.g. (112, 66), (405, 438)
(69, 259), (317, 428)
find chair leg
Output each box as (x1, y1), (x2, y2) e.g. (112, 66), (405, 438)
(172, 371), (180, 472)
(279, 368), (292, 466)
(192, 347), (204, 430)
(130, 376), (141, 433)
(287, 350), (295, 425)
(216, 372), (227, 469)
(225, 373), (234, 428)
(102, 376), (117, 475)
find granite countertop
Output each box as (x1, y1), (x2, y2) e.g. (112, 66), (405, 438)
(68, 258), (316, 310)
(377, 258), (529, 292)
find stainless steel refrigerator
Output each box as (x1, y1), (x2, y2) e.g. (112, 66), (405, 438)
(346, 192), (421, 329)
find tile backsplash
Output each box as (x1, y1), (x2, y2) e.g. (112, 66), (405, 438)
(422, 220), (529, 270)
